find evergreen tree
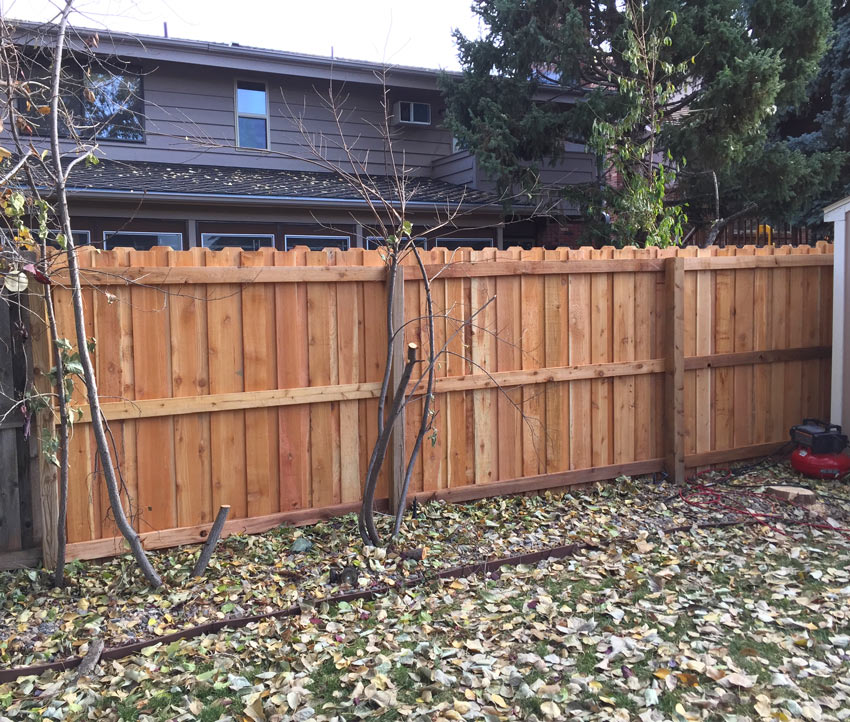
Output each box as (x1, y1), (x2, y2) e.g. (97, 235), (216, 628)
(720, 0), (849, 227)
(442, 0), (832, 238)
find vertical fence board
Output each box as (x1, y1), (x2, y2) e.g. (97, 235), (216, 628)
(612, 248), (636, 464)
(543, 249), (568, 472)
(520, 248), (545, 476)
(732, 247), (755, 449)
(276, 249), (310, 510)
(206, 248), (247, 517)
(633, 247), (656, 461)
(130, 248), (177, 533)
(590, 247), (613, 467)
(306, 250), (341, 508)
(471, 249), (497, 483)
(495, 249), (523, 481)
(168, 247), (212, 527)
(241, 249), (280, 517)
(694, 248), (714, 461)
(568, 248), (592, 470)
(770, 247), (791, 440)
(444, 251), (470, 487)
(713, 248), (735, 451)
(752, 247), (772, 444)
(336, 249), (364, 503)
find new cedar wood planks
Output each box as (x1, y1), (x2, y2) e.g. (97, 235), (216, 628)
(130, 247), (178, 532)
(633, 246), (656, 461)
(567, 247), (592, 470)
(206, 247), (248, 518)
(336, 248), (363, 504)
(275, 248), (309, 511)
(305, 250), (341, 508)
(732, 246), (755, 449)
(694, 247), (715, 461)
(612, 247), (636, 464)
(168, 246), (213, 527)
(241, 248), (280, 517)
(495, 247), (523, 481)
(752, 246), (772, 444)
(471, 248), (498, 484)
(520, 247), (545, 476)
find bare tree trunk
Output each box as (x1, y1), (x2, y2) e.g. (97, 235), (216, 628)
(44, 282), (70, 587)
(358, 342), (419, 546)
(47, 0), (162, 587)
(392, 247), (436, 539)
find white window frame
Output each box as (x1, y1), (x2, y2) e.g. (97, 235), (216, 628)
(71, 230), (91, 245)
(435, 237), (495, 250)
(284, 234), (351, 251)
(200, 233), (275, 250)
(235, 79), (270, 150)
(394, 100), (431, 126)
(103, 231), (183, 250)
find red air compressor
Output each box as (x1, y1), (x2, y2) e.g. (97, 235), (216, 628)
(790, 419), (850, 479)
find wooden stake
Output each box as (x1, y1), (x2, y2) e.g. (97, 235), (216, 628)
(665, 257), (685, 483)
(192, 505), (230, 577)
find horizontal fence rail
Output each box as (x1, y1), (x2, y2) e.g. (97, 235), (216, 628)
(6, 242), (833, 568)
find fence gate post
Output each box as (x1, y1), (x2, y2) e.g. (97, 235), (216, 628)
(389, 262), (406, 515)
(664, 256), (686, 483)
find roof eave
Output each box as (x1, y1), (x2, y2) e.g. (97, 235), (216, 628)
(65, 187), (504, 212)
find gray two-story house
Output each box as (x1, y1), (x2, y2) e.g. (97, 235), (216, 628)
(11, 21), (596, 251)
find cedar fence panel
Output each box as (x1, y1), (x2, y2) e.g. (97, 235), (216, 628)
(3, 243), (832, 567)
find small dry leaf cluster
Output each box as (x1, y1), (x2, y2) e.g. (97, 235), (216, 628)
(1, 462), (849, 721)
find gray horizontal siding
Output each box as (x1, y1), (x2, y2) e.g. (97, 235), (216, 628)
(431, 151), (476, 186)
(117, 62), (452, 174)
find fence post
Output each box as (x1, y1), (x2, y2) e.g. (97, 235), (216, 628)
(389, 262), (406, 515)
(664, 256), (685, 483)
(27, 289), (59, 568)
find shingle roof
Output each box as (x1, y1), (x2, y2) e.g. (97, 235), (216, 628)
(64, 159), (501, 208)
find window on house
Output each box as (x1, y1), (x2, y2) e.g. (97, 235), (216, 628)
(435, 237), (494, 250)
(31, 229), (91, 247)
(395, 101), (431, 125)
(84, 68), (145, 142)
(284, 235), (350, 251)
(201, 233), (275, 251)
(236, 80), (269, 149)
(104, 231), (182, 250)
(365, 236), (427, 250)
(18, 60), (144, 142)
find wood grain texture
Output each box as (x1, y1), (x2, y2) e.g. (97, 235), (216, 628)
(44, 244), (835, 555)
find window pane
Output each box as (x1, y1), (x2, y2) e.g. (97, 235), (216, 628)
(203, 234), (274, 251)
(285, 236), (349, 251)
(436, 238), (493, 250)
(412, 103), (430, 124)
(85, 70), (144, 142)
(237, 82), (267, 115)
(399, 102), (411, 122)
(238, 116), (267, 149)
(105, 233), (181, 250)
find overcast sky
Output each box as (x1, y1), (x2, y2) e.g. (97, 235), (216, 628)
(3, 0), (484, 70)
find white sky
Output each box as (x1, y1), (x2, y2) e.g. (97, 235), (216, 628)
(2, 0), (484, 70)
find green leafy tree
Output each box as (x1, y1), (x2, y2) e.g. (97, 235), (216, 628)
(588, 1), (687, 246)
(442, 0), (832, 240)
(715, 0), (849, 227)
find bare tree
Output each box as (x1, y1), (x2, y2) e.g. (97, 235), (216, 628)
(0, 2), (162, 586)
(192, 71), (537, 546)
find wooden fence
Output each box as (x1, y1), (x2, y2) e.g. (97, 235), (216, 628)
(4, 242), (833, 568)
(0, 292), (42, 565)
